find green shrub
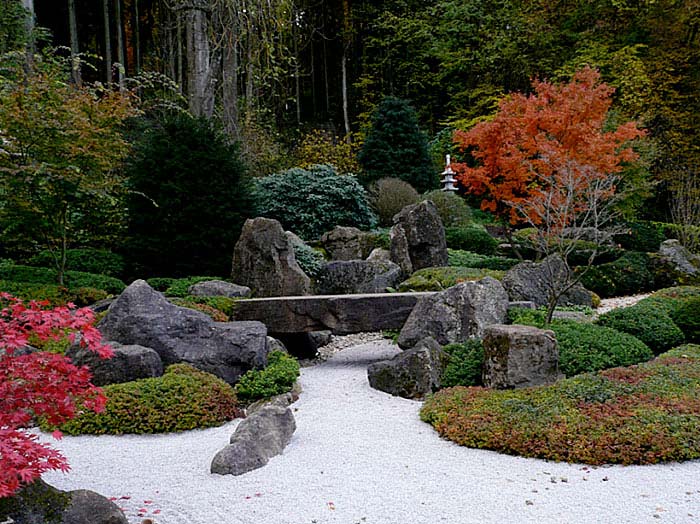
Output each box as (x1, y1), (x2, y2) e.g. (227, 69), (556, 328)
(507, 307), (548, 328)
(577, 251), (656, 298)
(669, 296), (700, 343)
(441, 339), (484, 388)
(254, 164), (377, 239)
(635, 286), (700, 318)
(0, 263), (125, 294)
(445, 225), (498, 255)
(360, 230), (391, 256)
(358, 97), (436, 193)
(369, 177), (421, 227)
(614, 220), (666, 252)
(596, 303), (685, 354)
(146, 277), (178, 292)
(49, 364), (242, 435)
(550, 320), (653, 376)
(292, 241), (326, 279)
(125, 113), (254, 277)
(422, 190), (472, 229)
(397, 267), (504, 292)
(448, 249), (519, 270)
(234, 351), (300, 402)
(27, 248), (125, 278)
(512, 227), (622, 264)
(163, 276), (221, 297)
(421, 344), (700, 465)
(0, 280), (109, 306)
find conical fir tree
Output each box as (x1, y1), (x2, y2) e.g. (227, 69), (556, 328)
(358, 97), (437, 193)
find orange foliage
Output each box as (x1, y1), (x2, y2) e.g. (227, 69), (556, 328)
(453, 67), (646, 225)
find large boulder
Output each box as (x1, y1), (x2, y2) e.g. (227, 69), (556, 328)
(211, 404), (296, 476)
(659, 239), (700, 277)
(98, 280), (270, 385)
(319, 226), (364, 261)
(231, 217), (311, 297)
(0, 479), (127, 524)
(390, 200), (448, 275)
(189, 280), (251, 298)
(66, 342), (163, 386)
(367, 338), (448, 399)
(397, 277), (509, 349)
(315, 259), (402, 295)
(502, 254), (594, 308)
(482, 324), (560, 389)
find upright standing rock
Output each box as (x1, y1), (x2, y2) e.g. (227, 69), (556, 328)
(320, 226), (364, 261)
(397, 277), (509, 349)
(390, 200), (448, 275)
(231, 217), (311, 297)
(482, 324), (559, 389)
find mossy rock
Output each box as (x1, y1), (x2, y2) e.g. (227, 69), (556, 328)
(397, 267), (504, 292)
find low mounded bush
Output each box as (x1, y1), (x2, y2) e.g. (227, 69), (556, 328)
(448, 249), (519, 270)
(422, 190), (472, 229)
(369, 177), (421, 227)
(48, 364), (243, 435)
(511, 227), (623, 265)
(445, 225), (497, 255)
(0, 280), (108, 307)
(234, 351), (300, 403)
(613, 220), (667, 253)
(254, 164), (377, 239)
(0, 263), (125, 294)
(397, 267), (504, 292)
(145, 277), (177, 292)
(27, 248), (125, 278)
(162, 276), (221, 297)
(669, 296), (700, 343)
(292, 242), (326, 279)
(441, 339), (484, 388)
(577, 251), (656, 298)
(596, 302), (685, 354)
(421, 344), (700, 465)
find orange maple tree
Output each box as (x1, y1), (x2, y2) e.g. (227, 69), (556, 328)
(452, 67), (645, 229)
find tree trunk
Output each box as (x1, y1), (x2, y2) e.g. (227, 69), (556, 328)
(68, 0), (81, 86)
(222, 24), (240, 140)
(103, 0), (112, 83)
(134, 0), (141, 74)
(293, 24), (301, 125)
(114, 0), (125, 89)
(22, 0), (35, 71)
(341, 48), (350, 142)
(185, 3), (214, 117)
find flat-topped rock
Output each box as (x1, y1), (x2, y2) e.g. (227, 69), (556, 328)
(230, 292), (436, 334)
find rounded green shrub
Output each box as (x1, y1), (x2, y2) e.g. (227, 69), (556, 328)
(163, 276), (222, 297)
(0, 263), (125, 294)
(146, 277), (178, 292)
(445, 225), (498, 255)
(596, 303), (685, 354)
(234, 351), (301, 403)
(369, 177), (421, 227)
(551, 320), (653, 376)
(448, 249), (519, 270)
(397, 267), (504, 292)
(577, 251), (656, 298)
(636, 286), (700, 316)
(253, 164), (377, 240)
(28, 248), (125, 278)
(669, 296), (700, 343)
(441, 339), (484, 388)
(49, 364), (243, 435)
(614, 220), (666, 252)
(292, 241), (326, 279)
(422, 190), (472, 229)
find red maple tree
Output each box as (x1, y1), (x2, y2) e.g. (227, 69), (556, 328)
(453, 67), (645, 230)
(0, 294), (112, 498)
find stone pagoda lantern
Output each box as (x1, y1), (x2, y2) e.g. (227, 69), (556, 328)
(441, 154), (458, 192)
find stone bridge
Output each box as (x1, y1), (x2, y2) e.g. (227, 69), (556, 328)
(230, 292), (436, 335)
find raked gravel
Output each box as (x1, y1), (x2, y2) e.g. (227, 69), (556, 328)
(41, 338), (700, 524)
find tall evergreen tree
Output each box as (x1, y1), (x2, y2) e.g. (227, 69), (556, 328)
(358, 97), (436, 193)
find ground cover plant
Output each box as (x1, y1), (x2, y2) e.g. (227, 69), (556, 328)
(0, 263), (125, 295)
(448, 249), (519, 270)
(397, 267), (504, 292)
(47, 364), (243, 435)
(234, 351), (300, 403)
(421, 344), (700, 465)
(440, 339), (484, 388)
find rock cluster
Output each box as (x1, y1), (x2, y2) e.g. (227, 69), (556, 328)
(315, 259), (402, 295)
(390, 200), (448, 275)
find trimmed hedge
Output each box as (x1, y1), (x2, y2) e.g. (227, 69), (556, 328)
(448, 249), (519, 270)
(421, 345), (700, 465)
(48, 364), (243, 435)
(577, 251), (656, 298)
(27, 248), (125, 278)
(445, 225), (498, 255)
(0, 263), (125, 294)
(397, 267), (504, 292)
(670, 296), (700, 343)
(441, 339), (484, 388)
(234, 351), (300, 402)
(596, 302), (685, 354)
(422, 190), (472, 229)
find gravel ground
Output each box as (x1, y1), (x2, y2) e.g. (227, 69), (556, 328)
(41, 338), (700, 524)
(596, 293), (651, 314)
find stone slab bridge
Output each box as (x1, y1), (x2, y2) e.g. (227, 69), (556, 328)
(230, 292), (437, 334)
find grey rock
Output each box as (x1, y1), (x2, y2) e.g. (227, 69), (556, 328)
(211, 404), (296, 476)
(552, 310), (591, 322)
(502, 255), (594, 308)
(247, 383), (301, 414)
(66, 342), (163, 386)
(63, 490), (128, 524)
(390, 200), (448, 275)
(267, 336), (288, 353)
(231, 292), (435, 334)
(508, 301), (537, 310)
(367, 247), (391, 262)
(367, 338), (449, 399)
(319, 226), (364, 261)
(189, 280), (251, 298)
(231, 217), (311, 297)
(315, 259), (402, 295)
(397, 277), (509, 349)
(659, 239), (700, 276)
(98, 280), (270, 385)
(482, 324), (559, 389)
(88, 297), (114, 313)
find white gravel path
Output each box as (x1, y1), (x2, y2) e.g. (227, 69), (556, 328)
(41, 339), (700, 524)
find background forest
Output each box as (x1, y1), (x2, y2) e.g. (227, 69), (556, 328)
(0, 0), (699, 281)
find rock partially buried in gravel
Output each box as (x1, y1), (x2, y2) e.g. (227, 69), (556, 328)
(211, 404), (296, 476)
(66, 342), (163, 386)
